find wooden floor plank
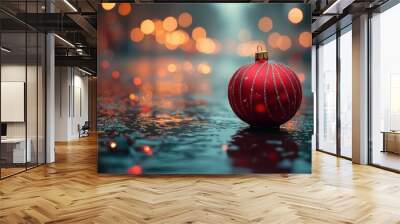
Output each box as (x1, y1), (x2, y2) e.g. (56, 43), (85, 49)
(1, 135), (400, 223)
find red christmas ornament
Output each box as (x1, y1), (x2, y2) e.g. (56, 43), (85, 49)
(228, 48), (302, 127)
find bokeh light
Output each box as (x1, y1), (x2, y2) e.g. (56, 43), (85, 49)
(111, 70), (120, 79)
(102, 3), (116, 11)
(258, 17), (273, 32)
(130, 28), (144, 42)
(133, 77), (142, 86)
(288, 8), (303, 24)
(118, 3), (132, 16)
(163, 16), (178, 32)
(166, 30), (188, 46)
(197, 63), (211, 75)
(298, 31), (312, 48)
(178, 12), (192, 28)
(109, 141), (117, 150)
(278, 35), (292, 51)
(192, 27), (206, 40)
(196, 38), (216, 54)
(141, 19), (155, 35)
(167, 63), (177, 73)
(268, 32), (281, 49)
(129, 93), (137, 101)
(128, 165), (142, 175)
(143, 145), (153, 155)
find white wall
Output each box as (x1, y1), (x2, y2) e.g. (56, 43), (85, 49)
(55, 67), (89, 141)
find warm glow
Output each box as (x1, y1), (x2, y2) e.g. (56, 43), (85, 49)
(298, 31), (312, 48)
(180, 39), (195, 52)
(278, 35), (292, 51)
(155, 31), (166, 44)
(130, 28), (144, 42)
(196, 38), (216, 54)
(141, 19), (155, 35)
(192, 27), (206, 40)
(102, 3), (116, 11)
(143, 145), (153, 155)
(163, 16), (178, 32)
(167, 63), (177, 73)
(128, 165), (142, 175)
(178, 12), (192, 28)
(258, 17), (273, 32)
(165, 42), (178, 50)
(109, 141), (117, 149)
(133, 77), (142, 86)
(166, 30), (188, 46)
(111, 70), (120, 79)
(153, 20), (164, 34)
(118, 3), (131, 16)
(129, 93), (137, 101)
(288, 8), (303, 24)
(197, 63), (211, 75)
(268, 32), (281, 48)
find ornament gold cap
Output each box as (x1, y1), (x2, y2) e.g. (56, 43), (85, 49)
(255, 45), (268, 61)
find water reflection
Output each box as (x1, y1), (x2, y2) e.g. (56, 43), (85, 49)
(228, 128), (299, 173)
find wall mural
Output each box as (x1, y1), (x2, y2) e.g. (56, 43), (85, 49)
(98, 3), (312, 174)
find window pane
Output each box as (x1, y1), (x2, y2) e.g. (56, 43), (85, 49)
(340, 29), (352, 158)
(371, 4), (400, 171)
(317, 37), (337, 154)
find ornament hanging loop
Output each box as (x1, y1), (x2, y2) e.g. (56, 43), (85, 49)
(255, 45), (269, 62)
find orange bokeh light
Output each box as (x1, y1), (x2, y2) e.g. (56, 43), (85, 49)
(130, 28), (144, 42)
(155, 31), (166, 44)
(192, 27), (206, 40)
(258, 17), (273, 32)
(102, 3), (116, 11)
(167, 63), (177, 73)
(129, 93), (137, 101)
(288, 8), (303, 24)
(268, 32), (281, 49)
(163, 17), (178, 32)
(197, 63), (211, 75)
(298, 31), (312, 48)
(141, 19), (155, 35)
(278, 35), (292, 51)
(118, 3), (131, 16)
(166, 30), (188, 46)
(133, 77), (142, 86)
(111, 70), (120, 79)
(178, 12), (192, 28)
(165, 42), (178, 50)
(196, 38), (216, 54)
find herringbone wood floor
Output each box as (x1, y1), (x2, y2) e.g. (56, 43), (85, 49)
(1, 135), (400, 224)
